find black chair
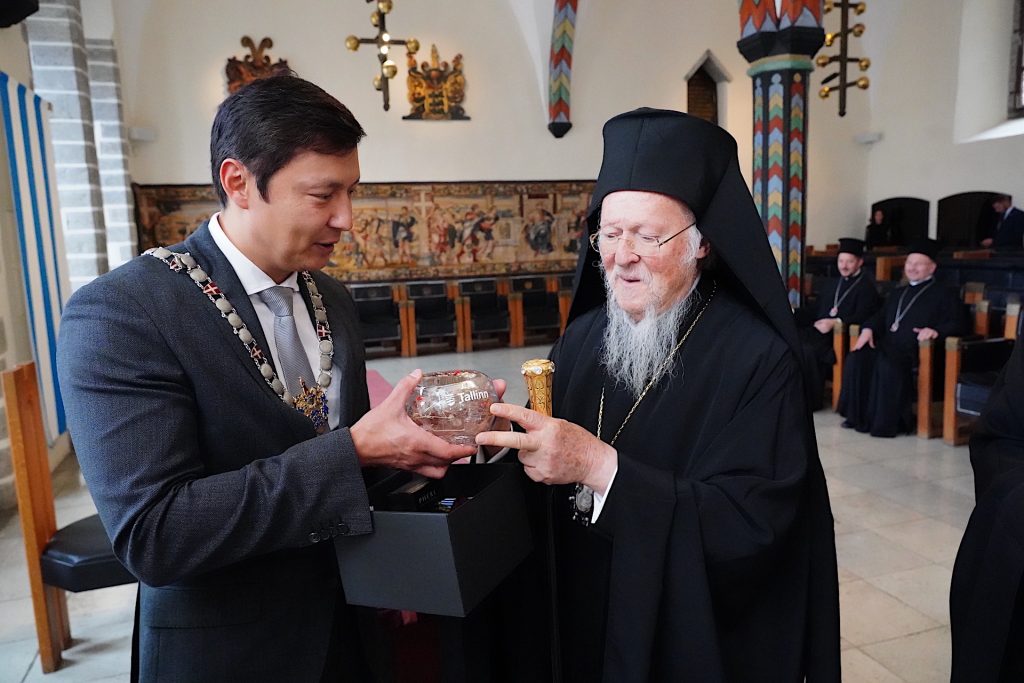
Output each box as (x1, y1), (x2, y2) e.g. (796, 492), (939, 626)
(348, 284), (402, 356)
(3, 363), (136, 673)
(510, 276), (560, 345)
(457, 278), (509, 350)
(943, 336), (1016, 445)
(406, 281), (458, 354)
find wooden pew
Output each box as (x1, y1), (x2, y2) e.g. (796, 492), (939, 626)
(942, 335), (1015, 446)
(917, 338), (944, 438)
(1006, 302), (1020, 340)
(831, 322), (858, 411)
(875, 254), (907, 282)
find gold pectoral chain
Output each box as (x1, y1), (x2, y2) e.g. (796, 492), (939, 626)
(572, 282), (716, 528)
(597, 281), (716, 447)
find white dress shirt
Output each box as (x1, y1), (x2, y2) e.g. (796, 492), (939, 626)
(208, 213), (343, 430)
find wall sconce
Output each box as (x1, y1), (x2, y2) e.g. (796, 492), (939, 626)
(346, 0), (419, 111)
(817, 0), (870, 117)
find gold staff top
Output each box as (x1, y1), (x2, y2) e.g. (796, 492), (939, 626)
(521, 359), (555, 417)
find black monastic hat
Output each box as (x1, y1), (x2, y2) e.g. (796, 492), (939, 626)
(838, 238), (865, 257)
(568, 108), (799, 355)
(906, 238), (940, 261)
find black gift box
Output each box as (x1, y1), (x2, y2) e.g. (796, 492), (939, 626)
(333, 464), (532, 617)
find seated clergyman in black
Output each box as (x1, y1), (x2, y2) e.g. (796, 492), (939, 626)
(797, 238), (881, 410)
(950, 338), (1024, 681)
(838, 239), (964, 437)
(477, 109), (840, 682)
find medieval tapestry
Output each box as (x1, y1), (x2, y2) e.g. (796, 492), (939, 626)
(134, 181), (593, 282)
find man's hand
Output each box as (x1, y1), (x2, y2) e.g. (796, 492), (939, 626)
(914, 326), (939, 342)
(350, 370), (476, 478)
(853, 328), (875, 351)
(475, 403), (617, 495)
(981, 237), (994, 248)
(813, 318), (837, 334)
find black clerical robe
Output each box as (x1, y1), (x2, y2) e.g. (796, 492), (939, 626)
(838, 277), (964, 437)
(797, 272), (882, 409)
(951, 338), (1024, 680)
(991, 207), (1024, 251)
(538, 282), (838, 682)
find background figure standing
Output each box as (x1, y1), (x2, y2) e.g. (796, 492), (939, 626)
(980, 194), (1024, 251)
(865, 208), (895, 250)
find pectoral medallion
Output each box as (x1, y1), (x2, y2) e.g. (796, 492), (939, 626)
(294, 378), (329, 434)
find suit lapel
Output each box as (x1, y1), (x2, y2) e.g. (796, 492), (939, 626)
(182, 224), (283, 404)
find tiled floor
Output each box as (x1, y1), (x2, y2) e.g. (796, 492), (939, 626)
(0, 345), (976, 682)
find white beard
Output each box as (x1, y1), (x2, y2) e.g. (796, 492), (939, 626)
(601, 279), (698, 400)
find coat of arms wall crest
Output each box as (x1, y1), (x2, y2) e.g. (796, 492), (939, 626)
(403, 44), (469, 121)
(225, 36), (292, 94)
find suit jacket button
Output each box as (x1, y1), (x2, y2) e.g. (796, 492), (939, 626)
(338, 522), (349, 535)
(308, 531), (321, 543)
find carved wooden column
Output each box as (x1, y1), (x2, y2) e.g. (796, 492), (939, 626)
(738, 0), (824, 308)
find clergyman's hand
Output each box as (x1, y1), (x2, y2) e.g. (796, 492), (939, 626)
(914, 326), (939, 342)
(350, 370), (476, 478)
(853, 328), (875, 351)
(475, 403), (617, 494)
(813, 318), (836, 335)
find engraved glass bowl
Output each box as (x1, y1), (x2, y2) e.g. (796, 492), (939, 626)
(405, 370), (498, 446)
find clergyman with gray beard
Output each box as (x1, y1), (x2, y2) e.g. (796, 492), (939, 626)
(477, 109), (840, 682)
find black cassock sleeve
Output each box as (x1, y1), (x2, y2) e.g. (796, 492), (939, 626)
(970, 339), (1024, 498)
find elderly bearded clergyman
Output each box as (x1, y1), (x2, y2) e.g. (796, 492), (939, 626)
(478, 109), (841, 682)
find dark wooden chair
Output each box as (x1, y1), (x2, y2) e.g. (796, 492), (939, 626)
(348, 283), (403, 357)
(3, 362), (136, 673)
(830, 322), (859, 411)
(456, 278), (509, 352)
(404, 281), (459, 356)
(942, 335), (1015, 446)
(508, 276), (560, 347)
(556, 273), (574, 334)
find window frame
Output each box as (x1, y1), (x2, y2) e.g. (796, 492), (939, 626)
(1010, 0), (1024, 118)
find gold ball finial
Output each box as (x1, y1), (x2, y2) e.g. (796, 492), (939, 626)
(406, 38), (420, 54)
(815, 54), (830, 68)
(372, 75), (383, 91)
(856, 76), (870, 89)
(370, 11), (380, 27)
(382, 60), (398, 79)
(852, 23), (865, 37)
(858, 57), (871, 71)
(854, 2), (867, 15)
(823, 0), (834, 13)
(819, 86), (831, 99)
(378, 0), (393, 14)
(824, 33), (835, 47)
(345, 35), (360, 52)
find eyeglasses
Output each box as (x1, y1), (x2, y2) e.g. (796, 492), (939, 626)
(588, 221), (696, 257)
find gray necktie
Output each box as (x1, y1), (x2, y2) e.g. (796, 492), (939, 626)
(258, 286), (316, 400)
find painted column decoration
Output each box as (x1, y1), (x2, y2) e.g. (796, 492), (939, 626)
(738, 0), (823, 308)
(548, 0), (578, 138)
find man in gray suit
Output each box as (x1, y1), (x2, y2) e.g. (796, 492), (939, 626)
(56, 76), (474, 681)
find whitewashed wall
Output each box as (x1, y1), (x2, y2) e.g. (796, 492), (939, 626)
(80, 0), (874, 247)
(77, 0), (1024, 247)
